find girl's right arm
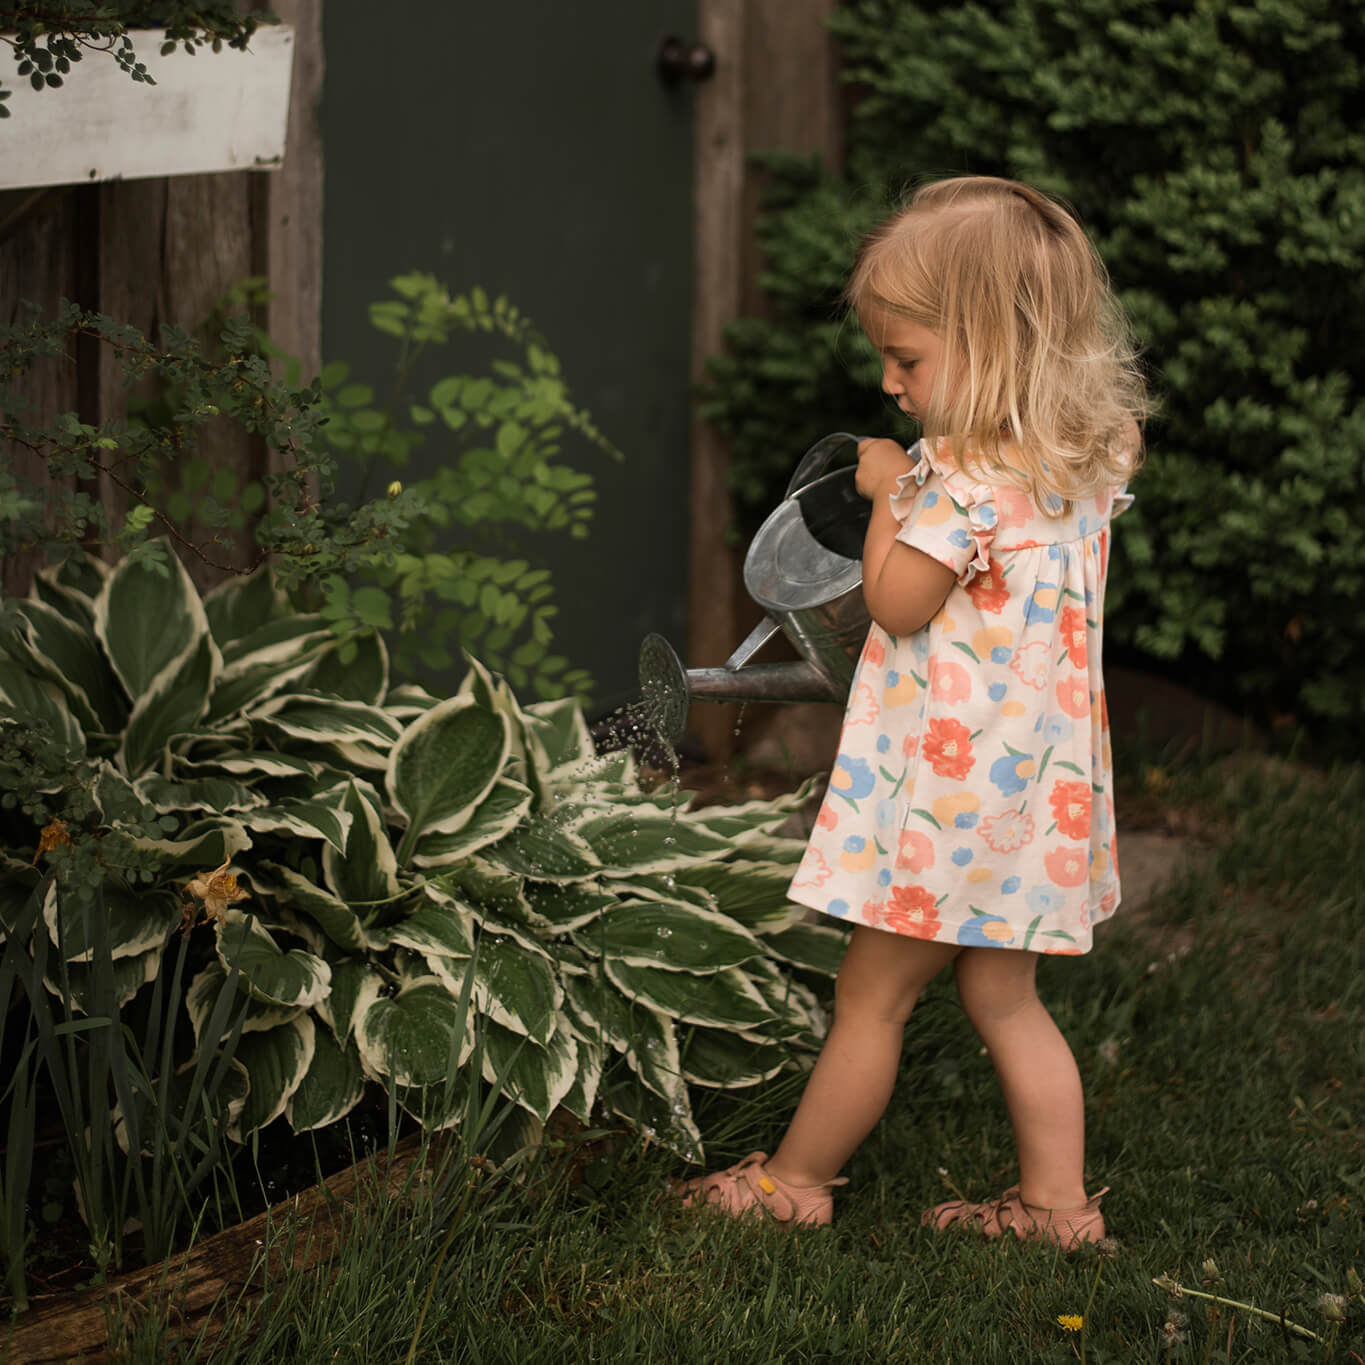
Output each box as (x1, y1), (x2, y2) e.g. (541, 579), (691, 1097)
(856, 439), (957, 638)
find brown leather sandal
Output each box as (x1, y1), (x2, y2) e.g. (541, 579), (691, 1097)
(922, 1184), (1109, 1251)
(675, 1151), (849, 1227)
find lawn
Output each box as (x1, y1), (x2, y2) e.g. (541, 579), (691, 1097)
(10, 745), (1363, 1363)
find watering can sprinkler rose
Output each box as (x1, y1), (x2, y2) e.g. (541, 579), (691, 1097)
(640, 433), (916, 745)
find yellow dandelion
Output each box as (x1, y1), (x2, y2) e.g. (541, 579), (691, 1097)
(1057, 1314), (1083, 1332)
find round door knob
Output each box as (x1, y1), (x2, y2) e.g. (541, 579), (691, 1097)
(657, 35), (716, 84)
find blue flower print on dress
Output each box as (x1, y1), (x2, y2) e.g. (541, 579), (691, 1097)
(827, 899), (850, 918)
(989, 752), (1034, 797)
(957, 913), (1016, 947)
(946, 528), (971, 549)
(951, 847), (974, 866)
(1025, 884), (1065, 916)
(1024, 582), (1059, 626)
(990, 646), (1012, 663)
(1001, 876), (1021, 894)
(988, 681), (1007, 702)
(976, 503), (998, 527)
(1043, 714), (1075, 745)
(829, 754), (876, 803)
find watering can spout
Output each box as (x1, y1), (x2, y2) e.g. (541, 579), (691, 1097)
(637, 431), (895, 747)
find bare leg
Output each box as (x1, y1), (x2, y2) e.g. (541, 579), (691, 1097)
(953, 948), (1088, 1209)
(765, 927), (960, 1189)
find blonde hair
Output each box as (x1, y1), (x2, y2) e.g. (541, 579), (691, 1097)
(846, 175), (1150, 513)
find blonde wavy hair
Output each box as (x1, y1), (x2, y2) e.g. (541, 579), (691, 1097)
(846, 175), (1150, 513)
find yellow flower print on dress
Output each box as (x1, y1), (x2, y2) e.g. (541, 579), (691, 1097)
(839, 835), (879, 873)
(931, 791), (980, 831)
(883, 669), (921, 707)
(972, 625), (1014, 661)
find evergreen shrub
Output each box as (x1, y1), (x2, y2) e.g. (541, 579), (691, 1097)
(701, 0), (1365, 739)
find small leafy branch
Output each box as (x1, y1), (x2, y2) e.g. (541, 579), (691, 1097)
(0, 299), (420, 588)
(0, 2), (278, 117)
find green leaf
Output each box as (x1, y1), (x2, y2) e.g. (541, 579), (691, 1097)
(673, 860), (806, 932)
(321, 780), (400, 912)
(215, 910), (331, 1009)
(251, 860), (366, 953)
(355, 977), (472, 1087)
(602, 960), (774, 1031)
(231, 1015), (316, 1139)
(7, 597), (125, 734)
(44, 883), (178, 964)
(483, 809), (602, 882)
(763, 921), (848, 978)
(376, 884), (476, 960)
(480, 1015), (578, 1124)
(287, 1028), (367, 1133)
(581, 900), (764, 972)
(0, 657), (84, 756)
(680, 1027), (789, 1089)
(578, 811), (733, 875)
(119, 632), (219, 778)
(95, 540), (212, 699)
(470, 935), (560, 1046)
(387, 695), (510, 863)
(410, 778), (533, 868)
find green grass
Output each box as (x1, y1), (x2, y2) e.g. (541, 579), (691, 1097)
(26, 748), (1365, 1362)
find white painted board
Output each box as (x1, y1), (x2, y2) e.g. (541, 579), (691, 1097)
(0, 26), (294, 190)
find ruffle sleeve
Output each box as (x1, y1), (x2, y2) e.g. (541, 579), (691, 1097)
(886, 440), (996, 587)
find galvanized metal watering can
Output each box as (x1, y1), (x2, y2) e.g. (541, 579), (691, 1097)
(639, 431), (888, 745)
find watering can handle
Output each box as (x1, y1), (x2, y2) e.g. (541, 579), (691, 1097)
(784, 432), (868, 499)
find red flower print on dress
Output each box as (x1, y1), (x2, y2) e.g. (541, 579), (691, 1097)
(1058, 606), (1088, 669)
(1009, 640), (1050, 690)
(1056, 672), (1090, 718)
(895, 829), (935, 873)
(864, 636), (886, 669)
(1043, 845), (1089, 887)
(928, 656), (972, 704)
(965, 565), (1009, 614)
(1048, 780), (1092, 840)
(816, 804), (839, 831)
(884, 884), (942, 938)
(903, 732), (919, 760)
(791, 848), (833, 891)
(861, 899), (888, 927)
(995, 486), (1034, 530)
(922, 717), (975, 780)
(846, 680), (881, 727)
(978, 807), (1035, 853)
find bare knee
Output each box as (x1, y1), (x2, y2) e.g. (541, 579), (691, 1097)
(954, 947), (1041, 1032)
(833, 927), (959, 1027)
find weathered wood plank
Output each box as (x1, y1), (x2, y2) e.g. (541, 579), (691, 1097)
(0, 1133), (431, 1364)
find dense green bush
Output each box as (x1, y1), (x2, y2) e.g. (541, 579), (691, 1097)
(701, 0), (1365, 738)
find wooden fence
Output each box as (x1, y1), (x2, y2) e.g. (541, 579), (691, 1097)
(0, 0), (322, 599)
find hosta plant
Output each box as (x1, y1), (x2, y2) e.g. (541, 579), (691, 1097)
(0, 543), (844, 1181)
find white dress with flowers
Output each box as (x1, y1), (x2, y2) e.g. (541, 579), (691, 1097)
(788, 440), (1130, 955)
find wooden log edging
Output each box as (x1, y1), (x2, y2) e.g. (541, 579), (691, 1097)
(1, 1133), (428, 1364)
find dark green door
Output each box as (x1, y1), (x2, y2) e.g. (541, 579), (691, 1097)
(321, 3), (698, 714)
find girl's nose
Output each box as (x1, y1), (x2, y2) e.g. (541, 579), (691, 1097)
(881, 361), (902, 395)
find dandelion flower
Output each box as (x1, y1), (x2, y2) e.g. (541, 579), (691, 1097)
(1057, 1314), (1083, 1332)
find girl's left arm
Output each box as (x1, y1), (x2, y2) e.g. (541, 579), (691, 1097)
(856, 439), (957, 638)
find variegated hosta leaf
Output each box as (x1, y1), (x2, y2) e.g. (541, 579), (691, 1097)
(322, 779), (400, 913)
(484, 808), (601, 882)
(46, 944), (160, 1015)
(120, 631), (219, 778)
(673, 860), (806, 932)
(296, 628), (388, 705)
(287, 1027), (367, 1133)
(680, 1027), (790, 1089)
(384, 683), (439, 720)
(521, 696), (594, 771)
(411, 778), (533, 868)
(242, 796), (352, 855)
(207, 616), (335, 721)
(203, 563), (287, 648)
(0, 656), (85, 756)
(603, 959), (775, 1031)
(44, 883), (178, 964)
(250, 692), (403, 749)
(374, 884), (475, 961)
(523, 882), (618, 934)
(555, 1011), (604, 1123)
(387, 695), (510, 863)
(577, 810), (733, 876)
(613, 875), (717, 911)
(32, 563), (97, 631)
(579, 900), (764, 973)
(441, 857), (548, 936)
(127, 816), (252, 869)
(718, 833), (807, 867)
(355, 976), (473, 1087)
(94, 542), (213, 701)
(248, 862), (363, 960)
(606, 1079), (703, 1165)
(470, 934), (561, 1046)
(215, 909), (331, 1009)
(53, 552), (110, 598)
(762, 921), (848, 978)
(560, 971), (636, 1055)
(231, 1014), (316, 1139)
(175, 751), (323, 781)
(683, 777), (819, 843)
(137, 774), (265, 814)
(744, 958), (828, 1048)
(318, 959), (384, 1046)
(480, 1015), (579, 1124)
(185, 961), (296, 1045)
(7, 597), (125, 735)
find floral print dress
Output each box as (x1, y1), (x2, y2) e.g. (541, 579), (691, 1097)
(788, 439), (1131, 955)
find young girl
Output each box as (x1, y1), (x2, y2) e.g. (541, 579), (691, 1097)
(678, 175), (1147, 1249)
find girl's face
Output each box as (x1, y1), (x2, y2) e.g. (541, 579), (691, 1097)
(864, 313), (946, 424)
